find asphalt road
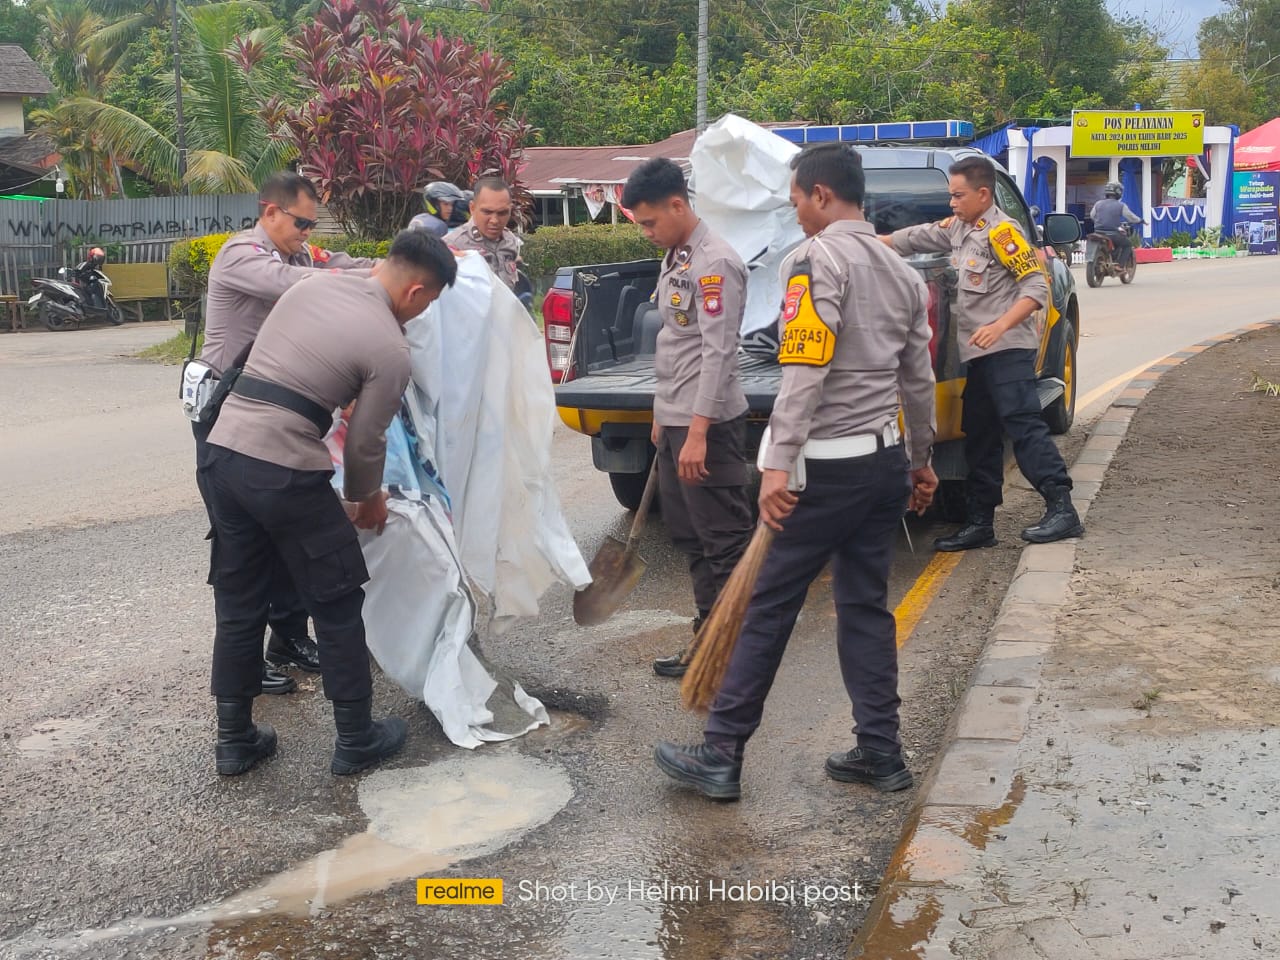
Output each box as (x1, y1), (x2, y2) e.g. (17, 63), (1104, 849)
(0, 256), (1275, 960)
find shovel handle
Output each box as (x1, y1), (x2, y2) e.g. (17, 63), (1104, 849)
(626, 456), (661, 546)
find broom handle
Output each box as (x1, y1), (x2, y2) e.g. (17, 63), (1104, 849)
(626, 456), (661, 547)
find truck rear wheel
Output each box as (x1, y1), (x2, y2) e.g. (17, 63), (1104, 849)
(609, 470), (657, 512)
(1043, 321), (1076, 435)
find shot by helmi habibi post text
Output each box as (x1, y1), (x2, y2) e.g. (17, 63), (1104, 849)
(415, 876), (870, 908)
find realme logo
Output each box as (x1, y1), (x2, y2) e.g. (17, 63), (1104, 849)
(417, 878), (504, 905)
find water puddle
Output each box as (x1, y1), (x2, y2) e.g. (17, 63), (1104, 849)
(20, 753), (572, 956)
(14, 716), (98, 756)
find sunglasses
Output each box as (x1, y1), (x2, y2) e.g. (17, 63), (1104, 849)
(259, 200), (317, 231)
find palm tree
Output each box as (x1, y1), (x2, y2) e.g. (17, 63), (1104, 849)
(40, 2), (293, 194)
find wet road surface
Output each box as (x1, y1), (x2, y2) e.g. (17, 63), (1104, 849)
(3, 259), (1272, 959)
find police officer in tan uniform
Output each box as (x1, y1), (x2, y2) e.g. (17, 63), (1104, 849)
(443, 177), (523, 292)
(886, 155), (1083, 550)
(197, 172), (377, 693)
(654, 143), (938, 801)
(621, 158), (756, 680)
(201, 229), (457, 776)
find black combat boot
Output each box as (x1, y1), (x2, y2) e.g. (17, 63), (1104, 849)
(266, 630), (322, 673)
(330, 697), (408, 776)
(1021, 482), (1084, 544)
(934, 503), (997, 552)
(652, 613), (706, 678)
(653, 740), (742, 800)
(824, 746), (913, 792)
(215, 697), (277, 776)
(260, 660), (297, 695)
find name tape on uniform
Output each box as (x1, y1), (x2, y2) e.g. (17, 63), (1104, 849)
(989, 223), (1041, 281)
(778, 267), (835, 367)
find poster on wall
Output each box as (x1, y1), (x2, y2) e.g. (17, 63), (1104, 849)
(1232, 171), (1279, 255)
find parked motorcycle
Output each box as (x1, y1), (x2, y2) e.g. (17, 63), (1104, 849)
(1084, 223), (1136, 287)
(27, 247), (123, 331)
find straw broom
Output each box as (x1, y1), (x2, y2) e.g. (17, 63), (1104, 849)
(680, 522), (776, 712)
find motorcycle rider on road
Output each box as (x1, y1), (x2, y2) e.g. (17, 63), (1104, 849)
(1090, 182), (1143, 270)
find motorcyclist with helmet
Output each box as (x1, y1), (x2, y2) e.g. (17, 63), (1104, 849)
(1089, 182), (1143, 270)
(410, 182), (468, 238)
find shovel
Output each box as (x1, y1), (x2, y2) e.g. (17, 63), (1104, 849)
(573, 458), (661, 626)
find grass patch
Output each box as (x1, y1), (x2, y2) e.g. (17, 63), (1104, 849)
(137, 331), (202, 365)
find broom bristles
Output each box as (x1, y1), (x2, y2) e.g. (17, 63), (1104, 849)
(680, 523), (776, 712)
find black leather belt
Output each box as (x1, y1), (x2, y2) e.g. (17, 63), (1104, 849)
(231, 374), (333, 436)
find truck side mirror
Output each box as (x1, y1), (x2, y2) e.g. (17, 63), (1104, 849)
(1042, 213), (1081, 246)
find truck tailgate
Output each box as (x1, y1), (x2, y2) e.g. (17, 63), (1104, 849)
(555, 353), (782, 413)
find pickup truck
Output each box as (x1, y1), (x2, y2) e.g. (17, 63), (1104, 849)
(542, 145), (1083, 518)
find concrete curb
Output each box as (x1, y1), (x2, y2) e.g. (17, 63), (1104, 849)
(850, 318), (1280, 959)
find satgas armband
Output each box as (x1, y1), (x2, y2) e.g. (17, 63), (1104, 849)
(989, 222), (1041, 281)
(778, 260), (836, 367)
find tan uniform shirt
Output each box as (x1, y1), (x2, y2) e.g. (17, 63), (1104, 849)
(443, 222), (522, 291)
(200, 223), (375, 374)
(653, 220), (750, 427)
(890, 205), (1049, 363)
(764, 219), (936, 473)
(208, 274), (411, 503)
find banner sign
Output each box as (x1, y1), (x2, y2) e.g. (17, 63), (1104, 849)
(1070, 110), (1205, 157)
(1232, 171), (1278, 255)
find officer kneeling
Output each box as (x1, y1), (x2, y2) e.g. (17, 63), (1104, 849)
(200, 230), (457, 776)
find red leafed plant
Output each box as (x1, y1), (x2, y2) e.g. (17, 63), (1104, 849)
(279, 0), (530, 238)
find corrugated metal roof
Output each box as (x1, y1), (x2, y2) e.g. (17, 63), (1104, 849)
(521, 128), (698, 193)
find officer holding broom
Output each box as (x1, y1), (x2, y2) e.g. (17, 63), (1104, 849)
(654, 143), (938, 801)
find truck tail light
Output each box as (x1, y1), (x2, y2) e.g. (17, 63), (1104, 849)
(926, 282), (940, 367)
(543, 287), (576, 383)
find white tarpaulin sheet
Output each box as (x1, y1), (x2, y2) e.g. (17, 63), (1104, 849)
(327, 254), (589, 748)
(689, 114), (803, 338)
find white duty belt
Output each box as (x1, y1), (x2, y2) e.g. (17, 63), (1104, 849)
(802, 421), (901, 460)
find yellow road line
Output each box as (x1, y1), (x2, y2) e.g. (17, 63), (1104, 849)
(894, 551), (964, 648)
(1075, 358), (1165, 418)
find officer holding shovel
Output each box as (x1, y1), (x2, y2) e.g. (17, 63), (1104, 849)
(620, 158), (755, 679)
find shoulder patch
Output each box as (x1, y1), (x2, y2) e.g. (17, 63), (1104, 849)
(938, 216), (954, 228)
(308, 244), (331, 264)
(778, 261), (835, 367)
(989, 222), (1041, 281)
(698, 275), (725, 315)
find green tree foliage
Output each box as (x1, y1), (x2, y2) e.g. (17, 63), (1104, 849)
(1181, 0), (1279, 130)
(0, 0), (43, 60)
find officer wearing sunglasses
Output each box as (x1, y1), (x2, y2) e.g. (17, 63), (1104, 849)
(196, 172), (380, 696)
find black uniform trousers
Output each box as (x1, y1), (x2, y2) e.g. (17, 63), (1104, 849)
(193, 420), (309, 641)
(199, 445), (372, 701)
(704, 445), (911, 756)
(961, 348), (1071, 517)
(656, 415), (754, 616)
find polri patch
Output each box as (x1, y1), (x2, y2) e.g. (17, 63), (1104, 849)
(989, 223), (1041, 280)
(699, 275), (724, 315)
(778, 264), (835, 367)
(308, 244), (331, 264)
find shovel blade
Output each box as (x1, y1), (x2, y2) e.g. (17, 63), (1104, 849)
(573, 536), (648, 626)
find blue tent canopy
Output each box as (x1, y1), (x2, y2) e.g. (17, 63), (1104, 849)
(971, 124), (1013, 159)
(1119, 158), (1143, 220)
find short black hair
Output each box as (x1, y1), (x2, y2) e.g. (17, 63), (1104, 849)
(949, 156), (996, 194)
(621, 157), (689, 209)
(790, 143), (865, 206)
(471, 176), (511, 198)
(259, 171), (318, 208)
(388, 229), (457, 289)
